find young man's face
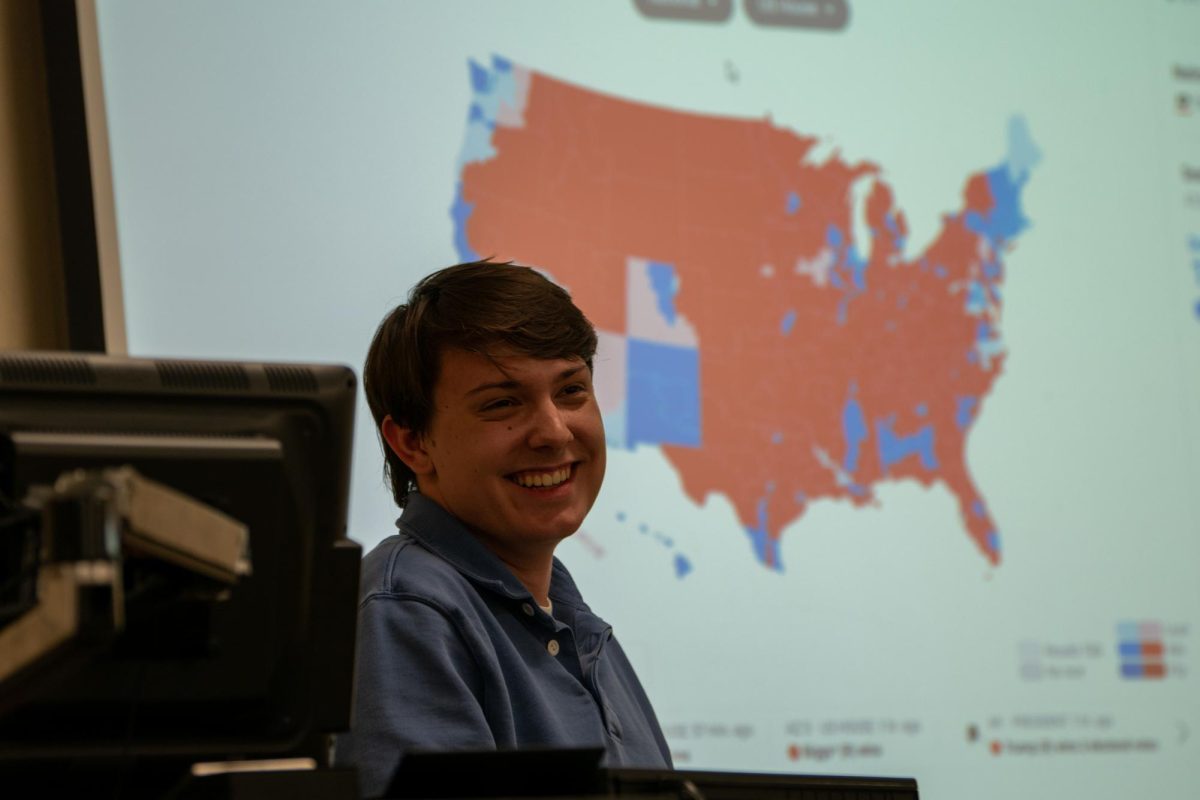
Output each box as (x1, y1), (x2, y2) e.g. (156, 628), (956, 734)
(408, 347), (606, 559)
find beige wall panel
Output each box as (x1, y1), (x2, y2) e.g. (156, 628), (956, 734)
(0, 0), (66, 351)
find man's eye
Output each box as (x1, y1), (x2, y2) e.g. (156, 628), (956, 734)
(561, 383), (588, 397)
(482, 398), (515, 411)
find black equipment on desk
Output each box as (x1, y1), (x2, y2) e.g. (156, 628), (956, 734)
(608, 767), (919, 800)
(384, 747), (919, 800)
(0, 351), (361, 798)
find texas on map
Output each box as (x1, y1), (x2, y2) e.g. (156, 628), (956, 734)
(451, 56), (1039, 570)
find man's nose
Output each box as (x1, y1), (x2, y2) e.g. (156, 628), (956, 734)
(527, 399), (573, 448)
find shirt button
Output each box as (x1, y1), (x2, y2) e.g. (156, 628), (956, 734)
(546, 639), (561, 657)
(521, 603), (535, 617)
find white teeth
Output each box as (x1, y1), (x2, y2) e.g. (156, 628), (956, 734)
(514, 467), (570, 488)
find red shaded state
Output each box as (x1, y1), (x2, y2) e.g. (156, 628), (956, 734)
(462, 69), (1010, 566)
(963, 173), (995, 216)
(462, 73), (829, 335)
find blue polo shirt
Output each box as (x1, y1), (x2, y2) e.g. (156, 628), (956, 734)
(335, 494), (672, 797)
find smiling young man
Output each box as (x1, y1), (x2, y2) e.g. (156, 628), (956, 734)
(335, 261), (672, 796)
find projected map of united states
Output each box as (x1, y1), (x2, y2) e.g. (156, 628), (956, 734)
(452, 56), (1040, 570)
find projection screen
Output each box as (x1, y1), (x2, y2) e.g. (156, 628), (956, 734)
(75, 2), (1200, 798)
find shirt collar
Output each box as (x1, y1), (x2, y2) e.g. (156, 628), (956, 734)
(395, 494), (608, 642)
(396, 493), (532, 600)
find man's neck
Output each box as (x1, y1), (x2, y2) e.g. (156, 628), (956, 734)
(485, 542), (556, 606)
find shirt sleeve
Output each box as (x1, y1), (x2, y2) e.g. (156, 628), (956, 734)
(335, 593), (495, 799)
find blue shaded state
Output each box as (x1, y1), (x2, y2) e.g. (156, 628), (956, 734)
(626, 339), (701, 448)
(915, 403), (928, 417)
(786, 191), (801, 214)
(848, 483), (869, 497)
(828, 231), (869, 325)
(934, 265), (948, 278)
(846, 244), (868, 291)
(986, 166), (1028, 241)
(975, 324), (1005, 369)
(450, 182), (479, 262)
(965, 118), (1040, 245)
(744, 496), (782, 571)
(983, 261), (1001, 280)
(974, 321), (1007, 367)
(771, 431), (784, 445)
(876, 417), (939, 472)
(987, 530), (1001, 553)
(455, 56), (527, 171)
(956, 396), (978, 429)
(457, 110), (497, 167)
(794, 491), (807, 504)
(780, 309), (797, 335)
(965, 281), (988, 315)
(469, 61), (492, 92)
(1194, 299), (1200, 321)
(646, 261), (679, 326)
(1006, 115), (1043, 182)
(673, 553), (693, 579)
(454, 56), (531, 248)
(965, 165), (1032, 246)
(615, 511), (627, 523)
(976, 320), (994, 343)
(841, 394), (869, 474)
(971, 500), (986, 519)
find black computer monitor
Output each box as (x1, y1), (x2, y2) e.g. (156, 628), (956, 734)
(0, 351), (360, 795)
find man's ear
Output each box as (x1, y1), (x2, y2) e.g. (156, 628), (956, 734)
(381, 415), (435, 477)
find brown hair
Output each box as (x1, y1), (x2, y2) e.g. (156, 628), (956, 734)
(363, 260), (598, 508)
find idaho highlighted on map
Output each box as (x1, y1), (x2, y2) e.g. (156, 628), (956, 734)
(452, 55), (1040, 570)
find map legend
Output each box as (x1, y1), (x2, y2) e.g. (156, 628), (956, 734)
(1017, 638), (1104, 682)
(1118, 621), (1167, 680)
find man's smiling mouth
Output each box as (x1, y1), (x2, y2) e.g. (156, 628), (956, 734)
(508, 464), (574, 489)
